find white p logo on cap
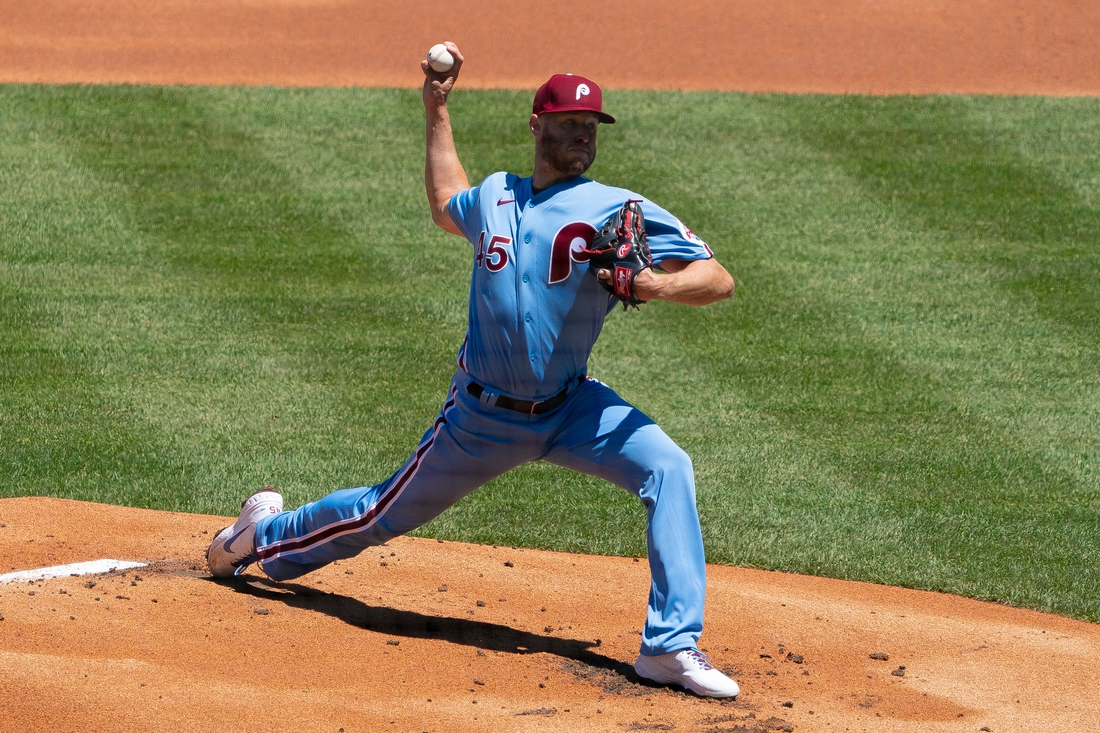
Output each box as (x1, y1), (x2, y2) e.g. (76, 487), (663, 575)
(576, 83), (590, 100)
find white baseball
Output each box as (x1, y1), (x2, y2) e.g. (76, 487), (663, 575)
(427, 44), (454, 73)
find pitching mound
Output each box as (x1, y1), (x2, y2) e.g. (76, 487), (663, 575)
(1, 497), (1098, 732)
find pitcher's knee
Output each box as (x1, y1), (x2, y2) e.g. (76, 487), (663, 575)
(641, 433), (692, 472)
(633, 438), (695, 493)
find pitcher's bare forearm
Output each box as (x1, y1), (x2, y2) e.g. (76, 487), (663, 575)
(631, 258), (736, 306)
(425, 107), (469, 234)
(422, 42), (469, 235)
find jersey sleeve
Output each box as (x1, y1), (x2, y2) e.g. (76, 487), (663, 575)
(637, 199), (715, 266)
(447, 182), (484, 244)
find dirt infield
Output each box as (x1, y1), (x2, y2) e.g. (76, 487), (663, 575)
(1, 0), (1099, 95)
(2, 498), (1099, 733)
(4, 2), (1100, 731)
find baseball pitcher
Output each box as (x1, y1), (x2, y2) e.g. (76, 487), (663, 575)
(208, 42), (739, 698)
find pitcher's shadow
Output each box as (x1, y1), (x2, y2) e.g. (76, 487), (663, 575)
(217, 576), (644, 683)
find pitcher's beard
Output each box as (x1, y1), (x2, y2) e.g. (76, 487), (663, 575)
(543, 146), (594, 179)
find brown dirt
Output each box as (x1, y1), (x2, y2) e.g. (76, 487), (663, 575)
(2, 497), (1099, 732)
(1, 0), (1098, 95)
(3, 4), (1100, 732)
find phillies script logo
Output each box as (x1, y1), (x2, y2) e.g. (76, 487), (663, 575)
(576, 83), (590, 100)
(548, 221), (597, 284)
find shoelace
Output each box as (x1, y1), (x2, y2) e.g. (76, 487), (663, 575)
(681, 649), (716, 671)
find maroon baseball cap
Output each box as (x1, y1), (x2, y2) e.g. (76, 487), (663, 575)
(532, 74), (616, 124)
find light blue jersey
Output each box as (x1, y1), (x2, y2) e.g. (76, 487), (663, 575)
(253, 172), (718, 657)
(449, 173), (713, 398)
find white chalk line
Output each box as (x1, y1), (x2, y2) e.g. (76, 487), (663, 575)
(0, 559), (147, 584)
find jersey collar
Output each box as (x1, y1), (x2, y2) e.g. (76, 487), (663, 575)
(528, 175), (591, 206)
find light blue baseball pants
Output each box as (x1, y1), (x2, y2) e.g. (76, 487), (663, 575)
(253, 371), (708, 656)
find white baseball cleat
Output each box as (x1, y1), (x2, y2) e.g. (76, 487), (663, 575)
(634, 648), (740, 698)
(206, 488), (284, 578)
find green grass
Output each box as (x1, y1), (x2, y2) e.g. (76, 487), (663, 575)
(1, 84), (1097, 621)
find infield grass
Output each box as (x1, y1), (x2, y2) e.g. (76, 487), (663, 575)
(1, 85), (1097, 621)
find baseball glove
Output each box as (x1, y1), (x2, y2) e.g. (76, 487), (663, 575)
(585, 199), (653, 308)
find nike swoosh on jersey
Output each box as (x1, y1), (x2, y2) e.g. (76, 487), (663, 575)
(497, 198), (515, 206)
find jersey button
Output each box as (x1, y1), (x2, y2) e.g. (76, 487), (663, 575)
(529, 354), (536, 362)
(524, 314), (532, 322)
(524, 234), (531, 243)
(522, 274), (530, 283)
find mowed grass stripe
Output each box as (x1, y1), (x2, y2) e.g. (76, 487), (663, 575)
(0, 85), (1096, 620)
(1, 85), (462, 512)
(0, 89), (199, 509)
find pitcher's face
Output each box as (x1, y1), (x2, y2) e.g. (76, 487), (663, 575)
(532, 111), (600, 178)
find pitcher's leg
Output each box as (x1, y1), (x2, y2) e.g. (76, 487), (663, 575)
(545, 381), (707, 656)
(639, 439), (707, 656)
(254, 385), (529, 581)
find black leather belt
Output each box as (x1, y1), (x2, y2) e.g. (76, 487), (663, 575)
(466, 381), (570, 415)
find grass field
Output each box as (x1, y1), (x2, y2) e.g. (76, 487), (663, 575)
(1, 84), (1097, 621)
